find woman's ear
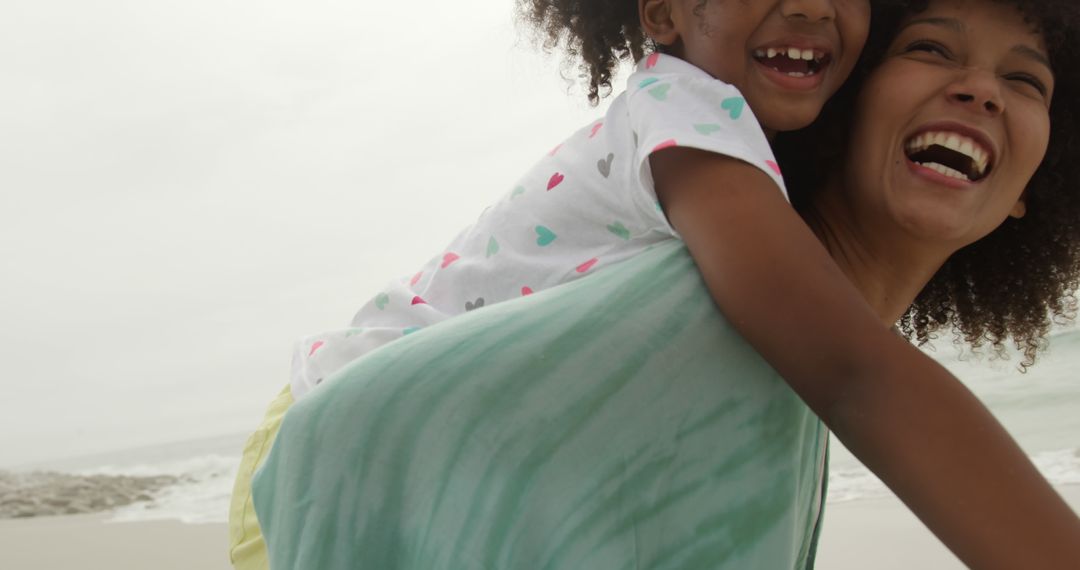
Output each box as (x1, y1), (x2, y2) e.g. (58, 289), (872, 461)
(1009, 190), (1028, 219)
(640, 0), (680, 47)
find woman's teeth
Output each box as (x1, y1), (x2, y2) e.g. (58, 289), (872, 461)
(921, 162), (971, 180)
(904, 130), (992, 181)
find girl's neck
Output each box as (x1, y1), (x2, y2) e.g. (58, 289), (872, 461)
(801, 188), (953, 326)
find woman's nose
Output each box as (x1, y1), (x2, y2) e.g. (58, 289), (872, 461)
(946, 69), (1005, 116)
(779, 0), (837, 22)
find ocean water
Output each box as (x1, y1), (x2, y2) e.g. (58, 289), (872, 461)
(828, 327), (1080, 501)
(1, 434), (246, 524)
(3, 329), (1077, 524)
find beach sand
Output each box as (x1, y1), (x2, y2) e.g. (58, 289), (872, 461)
(0, 513), (232, 570)
(0, 485), (1076, 569)
(816, 485), (1080, 569)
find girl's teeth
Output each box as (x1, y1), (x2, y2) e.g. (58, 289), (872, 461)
(755, 47), (825, 62)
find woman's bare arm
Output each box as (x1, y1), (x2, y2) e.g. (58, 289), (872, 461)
(651, 147), (1080, 569)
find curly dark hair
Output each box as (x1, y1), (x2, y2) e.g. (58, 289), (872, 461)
(775, 0), (1080, 368)
(515, 0), (655, 105)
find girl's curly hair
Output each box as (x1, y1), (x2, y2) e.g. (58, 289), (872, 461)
(515, 0), (655, 105)
(775, 0), (1080, 368)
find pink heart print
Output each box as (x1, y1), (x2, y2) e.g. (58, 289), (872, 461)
(547, 172), (565, 191)
(589, 123), (603, 138)
(521, 286), (534, 296)
(652, 139), (678, 153)
(766, 160), (782, 176)
(410, 271), (423, 286)
(646, 53), (660, 69)
(308, 340), (325, 357)
(441, 252), (460, 268)
(411, 296), (426, 305)
(576, 258), (599, 273)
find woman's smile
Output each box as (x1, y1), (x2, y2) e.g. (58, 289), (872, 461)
(842, 0), (1053, 246)
(902, 121), (996, 185)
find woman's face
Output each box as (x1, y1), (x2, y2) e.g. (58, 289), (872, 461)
(840, 0), (1054, 248)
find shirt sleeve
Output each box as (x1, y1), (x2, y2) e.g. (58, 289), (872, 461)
(626, 66), (788, 237)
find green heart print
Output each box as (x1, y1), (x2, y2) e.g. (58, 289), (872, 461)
(607, 221), (631, 240)
(694, 124), (723, 135)
(535, 225), (557, 246)
(720, 97), (745, 120)
(648, 84), (671, 101)
(638, 77), (660, 89)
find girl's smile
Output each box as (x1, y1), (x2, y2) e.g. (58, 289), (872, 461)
(641, 0), (871, 134)
(752, 40), (833, 91)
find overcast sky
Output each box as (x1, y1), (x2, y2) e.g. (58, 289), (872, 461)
(1, 0), (612, 466)
(3, 1), (1076, 469)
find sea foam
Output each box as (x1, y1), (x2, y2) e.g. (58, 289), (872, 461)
(5, 446), (1076, 523)
(828, 446), (1080, 503)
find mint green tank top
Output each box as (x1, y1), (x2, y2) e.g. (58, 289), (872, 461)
(253, 240), (830, 569)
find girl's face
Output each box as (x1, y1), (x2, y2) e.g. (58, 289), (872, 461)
(840, 0), (1053, 247)
(643, 0), (871, 134)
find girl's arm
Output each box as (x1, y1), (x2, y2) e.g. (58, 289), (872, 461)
(651, 147), (1080, 569)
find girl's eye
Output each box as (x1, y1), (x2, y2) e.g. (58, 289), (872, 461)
(904, 40), (952, 59)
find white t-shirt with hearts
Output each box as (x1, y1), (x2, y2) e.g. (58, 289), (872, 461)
(289, 53), (787, 400)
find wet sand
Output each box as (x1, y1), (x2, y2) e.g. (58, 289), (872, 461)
(0, 514), (231, 570)
(1, 485), (1077, 569)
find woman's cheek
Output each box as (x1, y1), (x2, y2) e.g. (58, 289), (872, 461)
(1007, 104), (1050, 191)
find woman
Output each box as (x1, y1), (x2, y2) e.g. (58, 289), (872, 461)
(243, 0), (1080, 568)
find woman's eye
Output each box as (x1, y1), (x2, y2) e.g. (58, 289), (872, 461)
(1006, 73), (1049, 97)
(905, 40), (952, 58)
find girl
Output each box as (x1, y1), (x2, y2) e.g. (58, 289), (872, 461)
(232, 2), (872, 564)
(285, 0), (870, 401)
(232, 1), (872, 565)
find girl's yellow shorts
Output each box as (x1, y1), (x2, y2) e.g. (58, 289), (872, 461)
(228, 384), (293, 570)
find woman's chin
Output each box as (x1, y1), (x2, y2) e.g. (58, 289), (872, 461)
(891, 207), (983, 249)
